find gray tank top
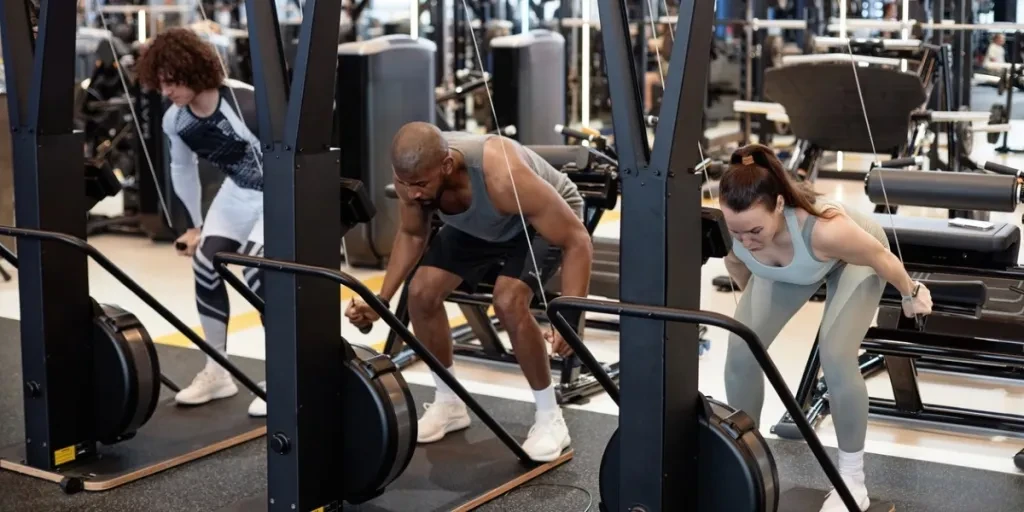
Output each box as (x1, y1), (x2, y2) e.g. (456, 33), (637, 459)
(438, 132), (584, 242)
(731, 201), (888, 286)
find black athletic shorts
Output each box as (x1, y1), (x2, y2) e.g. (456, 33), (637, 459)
(419, 225), (563, 294)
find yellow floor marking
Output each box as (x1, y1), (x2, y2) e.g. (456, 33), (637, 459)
(366, 307), (494, 353)
(154, 274), (386, 347)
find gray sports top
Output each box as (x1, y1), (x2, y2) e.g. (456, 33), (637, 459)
(731, 202), (887, 286)
(438, 132), (584, 242)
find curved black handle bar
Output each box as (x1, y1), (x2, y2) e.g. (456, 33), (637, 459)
(546, 295), (861, 512)
(210, 262), (374, 337)
(0, 243), (16, 270)
(212, 251), (534, 463)
(4, 240), (181, 393)
(211, 259), (267, 315)
(435, 75), (491, 103)
(0, 226), (266, 402)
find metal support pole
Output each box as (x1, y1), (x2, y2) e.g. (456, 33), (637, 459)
(0, 0), (96, 471)
(243, 0), (345, 509)
(597, 0), (713, 507)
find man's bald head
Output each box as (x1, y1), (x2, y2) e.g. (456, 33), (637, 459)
(391, 122), (450, 179)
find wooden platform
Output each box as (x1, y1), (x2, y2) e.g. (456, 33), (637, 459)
(0, 317), (267, 493)
(0, 394), (266, 492)
(221, 445), (573, 512)
(781, 487), (895, 512)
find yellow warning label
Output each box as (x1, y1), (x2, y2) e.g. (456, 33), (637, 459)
(311, 508), (324, 512)
(54, 446), (76, 466)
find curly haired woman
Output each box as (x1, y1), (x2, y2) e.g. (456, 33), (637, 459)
(136, 27), (267, 417)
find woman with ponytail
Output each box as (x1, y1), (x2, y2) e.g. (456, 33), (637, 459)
(718, 144), (933, 512)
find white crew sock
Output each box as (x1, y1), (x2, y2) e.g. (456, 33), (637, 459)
(838, 449), (865, 483)
(432, 365), (459, 402)
(532, 383), (559, 414)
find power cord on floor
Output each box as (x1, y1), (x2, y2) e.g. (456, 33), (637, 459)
(496, 482), (594, 511)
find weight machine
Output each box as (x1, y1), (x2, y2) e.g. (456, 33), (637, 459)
(547, 0), (864, 508)
(208, 1), (569, 509)
(0, 0), (266, 493)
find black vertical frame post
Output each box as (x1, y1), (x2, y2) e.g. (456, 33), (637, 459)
(598, 0), (713, 508)
(134, 87), (174, 237)
(244, 0), (344, 510)
(630, 0), (646, 100)
(930, 0), (944, 46)
(1001, 33), (1020, 149)
(0, 1), (95, 470)
(454, 0), (467, 130)
(951, 0), (971, 109)
(434, 0), (448, 86)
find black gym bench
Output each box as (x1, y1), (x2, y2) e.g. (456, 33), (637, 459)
(753, 38), (998, 185)
(776, 167), (1024, 470)
(380, 144), (623, 404)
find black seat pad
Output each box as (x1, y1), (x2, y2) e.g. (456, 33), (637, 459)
(764, 63), (926, 154)
(874, 214), (1021, 254)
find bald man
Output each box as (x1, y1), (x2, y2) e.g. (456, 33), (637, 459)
(345, 123), (592, 462)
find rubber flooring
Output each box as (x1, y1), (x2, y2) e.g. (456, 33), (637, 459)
(1, 318), (1023, 511)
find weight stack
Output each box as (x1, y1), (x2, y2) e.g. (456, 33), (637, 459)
(336, 35), (436, 269)
(490, 30), (565, 145)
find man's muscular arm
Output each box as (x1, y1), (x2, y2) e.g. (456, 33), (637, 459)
(378, 186), (432, 302)
(484, 138), (593, 298)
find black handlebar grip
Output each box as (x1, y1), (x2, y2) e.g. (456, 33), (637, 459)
(359, 324), (372, 334)
(175, 241), (187, 251)
(983, 161), (1020, 177)
(876, 157), (918, 169)
(556, 124), (599, 143)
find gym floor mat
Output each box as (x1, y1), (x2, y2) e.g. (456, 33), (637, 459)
(0, 318), (267, 492)
(223, 449), (572, 512)
(1, 317), (1022, 511)
(781, 487), (893, 511)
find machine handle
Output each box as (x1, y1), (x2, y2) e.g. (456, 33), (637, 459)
(211, 251), (534, 462)
(545, 295), (862, 512)
(981, 160), (1021, 177)
(0, 225), (266, 401)
(555, 124), (604, 144)
(874, 157), (918, 169)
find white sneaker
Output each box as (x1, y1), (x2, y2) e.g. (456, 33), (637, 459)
(522, 410), (571, 462)
(175, 366), (238, 405)
(819, 474), (870, 512)
(248, 381), (267, 417)
(417, 399), (471, 443)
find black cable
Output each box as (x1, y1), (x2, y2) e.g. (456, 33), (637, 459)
(496, 482), (594, 512)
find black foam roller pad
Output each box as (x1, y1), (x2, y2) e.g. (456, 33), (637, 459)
(864, 170), (1019, 212)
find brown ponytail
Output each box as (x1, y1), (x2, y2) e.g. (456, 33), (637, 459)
(719, 144), (832, 218)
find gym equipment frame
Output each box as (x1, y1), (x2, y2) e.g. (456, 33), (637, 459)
(590, 0), (871, 508)
(0, 0), (266, 492)
(774, 165), (1024, 470)
(591, 0), (912, 507)
(219, 2), (569, 510)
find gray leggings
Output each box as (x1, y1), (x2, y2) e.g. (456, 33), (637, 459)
(724, 263), (884, 452)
